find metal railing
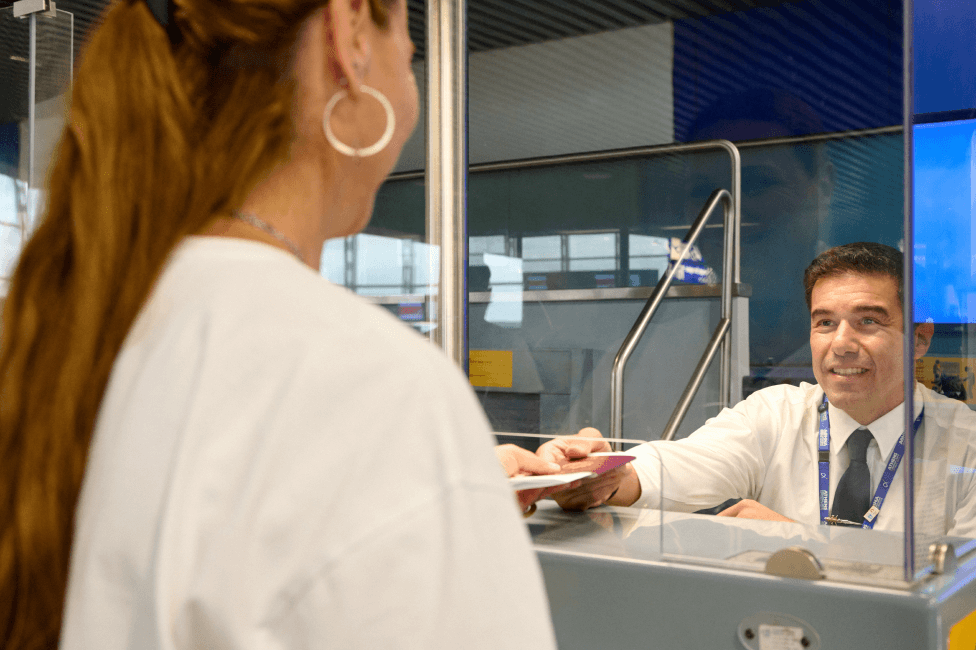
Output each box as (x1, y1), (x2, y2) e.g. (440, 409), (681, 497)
(608, 140), (740, 444)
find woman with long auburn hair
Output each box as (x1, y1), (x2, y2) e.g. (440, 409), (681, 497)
(0, 0), (557, 647)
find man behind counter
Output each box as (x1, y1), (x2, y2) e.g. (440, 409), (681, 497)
(539, 242), (976, 537)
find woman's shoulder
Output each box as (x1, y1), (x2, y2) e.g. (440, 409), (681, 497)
(160, 236), (429, 352)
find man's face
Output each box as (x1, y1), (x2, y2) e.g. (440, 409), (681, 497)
(809, 272), (911, 424)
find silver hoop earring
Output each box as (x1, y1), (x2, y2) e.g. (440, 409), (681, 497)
(323, 84), (395, 157)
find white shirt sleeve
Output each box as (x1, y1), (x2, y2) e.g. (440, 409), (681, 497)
(629, 391), (780, 511)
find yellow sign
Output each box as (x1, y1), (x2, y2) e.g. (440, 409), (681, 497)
(469, 350), (513, 388)
(949, 607), (976, 649)
(917, 356), (976, 405)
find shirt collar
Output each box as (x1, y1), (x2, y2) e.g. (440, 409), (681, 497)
(825, 383), (924, 459)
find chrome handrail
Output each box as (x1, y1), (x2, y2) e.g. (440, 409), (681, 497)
(609, 187), (734, 443)
(608, 139), (741, 444)
(661, 190), (734, 441)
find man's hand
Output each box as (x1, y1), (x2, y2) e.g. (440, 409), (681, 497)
(546, 466), (631, 511)
(495, 444), (567, 512)
(536, 428), (640, 511)
(716, 499), (795, 522)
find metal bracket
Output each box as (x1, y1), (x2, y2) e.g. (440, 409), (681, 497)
(765, 546), (825, 580)
(13, 0), (55, 18)
(929, 542), (958, 575)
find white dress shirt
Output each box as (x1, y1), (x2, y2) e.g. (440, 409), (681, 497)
(629, 381), (976, 537)
(60, 238), (557, 650)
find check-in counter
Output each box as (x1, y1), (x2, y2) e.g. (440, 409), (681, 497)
(528, 500), (976, 649)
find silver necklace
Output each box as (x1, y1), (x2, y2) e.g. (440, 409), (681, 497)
(232, 211), (303, 260)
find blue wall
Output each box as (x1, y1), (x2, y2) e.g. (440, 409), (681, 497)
(0, 122), (17, 179)
(914, 0), (976, 115)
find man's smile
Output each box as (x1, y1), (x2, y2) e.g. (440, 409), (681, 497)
(831, 367), (868, 376)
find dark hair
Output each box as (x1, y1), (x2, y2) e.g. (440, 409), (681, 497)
(803, 242), (903, 311)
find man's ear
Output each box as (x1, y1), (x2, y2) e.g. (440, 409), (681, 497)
(914, 322), (934, 360)
(325, 0), (373, 91)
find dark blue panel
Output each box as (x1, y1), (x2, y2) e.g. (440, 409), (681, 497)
(914, 0), (976, 115)
(0, 122), (17, 179)
(673, 0), (903, 143)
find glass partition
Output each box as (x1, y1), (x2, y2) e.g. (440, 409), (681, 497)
(458, 0), (912, 588)
(455, 0), (906, 442)
(346, 0), (925, 588)
(0, 4), (73, 300)
(906, 98), (976, 576)
(464, 149), (740, 447)
(0, 6), (31, 300)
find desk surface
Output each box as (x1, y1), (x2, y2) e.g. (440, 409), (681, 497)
(528, 500), (976, 590)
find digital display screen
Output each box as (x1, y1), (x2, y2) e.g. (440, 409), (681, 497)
(913, 116), (976, 323)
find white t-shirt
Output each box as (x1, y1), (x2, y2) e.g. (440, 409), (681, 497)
(630, 382), (976, 537)
(60, 237), (557, 650)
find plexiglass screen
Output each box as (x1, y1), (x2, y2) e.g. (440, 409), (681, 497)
(339, 0), (928, 586)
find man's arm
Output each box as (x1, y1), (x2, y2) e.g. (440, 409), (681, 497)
(538, 387), (790, 514)
(543, 463), (641, 511)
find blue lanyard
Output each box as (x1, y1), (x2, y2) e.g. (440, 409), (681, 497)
(817, 394), (924, 529)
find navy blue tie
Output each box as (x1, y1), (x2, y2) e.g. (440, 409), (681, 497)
(831, 428), (873, 523)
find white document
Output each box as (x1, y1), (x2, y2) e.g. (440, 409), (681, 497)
(509, 472), (595, 490)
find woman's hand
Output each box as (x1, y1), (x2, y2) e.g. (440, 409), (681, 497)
(495, 444), (565, 512)
(536, 427), (612, 467)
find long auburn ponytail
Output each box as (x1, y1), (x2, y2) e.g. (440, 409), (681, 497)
(0, 0), (393, 647)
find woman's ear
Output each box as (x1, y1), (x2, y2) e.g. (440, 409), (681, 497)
(914, 322), (934, 360)
(325, 0), (373, 91)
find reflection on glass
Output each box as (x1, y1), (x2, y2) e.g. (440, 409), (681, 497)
(914, 117), (976, 325)
(0, 177), (32, 290)
(319, 233), (437, 298)
(480, 252), (523, 326)
(567, 233), (617, 272)
(522, 235), (562, 274)
(628, 234), (670, 278)
(913, 113), (976, 573)
(353, 0), (920, 584)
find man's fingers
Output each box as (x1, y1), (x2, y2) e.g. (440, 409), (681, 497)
(552, 472), (621, 511)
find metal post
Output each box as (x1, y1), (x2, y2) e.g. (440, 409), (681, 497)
(27, 13), (36, 195)
(426, 0), (468, 370)
(13, 0), (55, 235)
(902, 0), (916, 583)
